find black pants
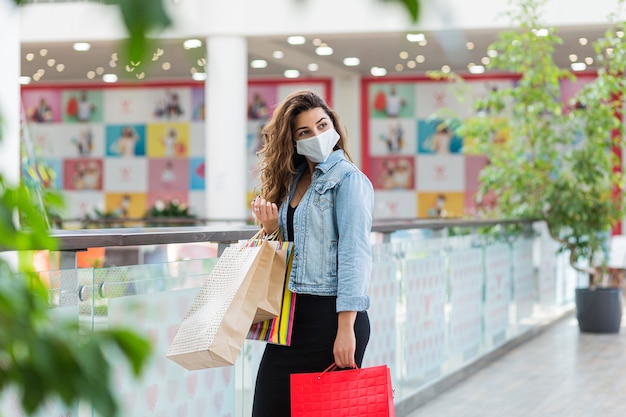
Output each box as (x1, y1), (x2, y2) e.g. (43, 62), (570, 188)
(251, 294), (370, 417)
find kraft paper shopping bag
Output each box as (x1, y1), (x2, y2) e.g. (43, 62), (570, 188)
(166, 242), (274, 370)
(245, 239), (293, 323)
(247, 244), (296, 345)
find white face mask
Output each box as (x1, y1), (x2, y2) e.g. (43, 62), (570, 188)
(296, 128), (340, 163)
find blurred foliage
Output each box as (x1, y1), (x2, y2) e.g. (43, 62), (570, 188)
(429, 0), (626, 286)
(0, 149), (152, 415)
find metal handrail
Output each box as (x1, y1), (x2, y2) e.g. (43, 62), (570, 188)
(48, 218), (536, 251)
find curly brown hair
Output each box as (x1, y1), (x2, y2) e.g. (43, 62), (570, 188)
(256, 90), (352, 205)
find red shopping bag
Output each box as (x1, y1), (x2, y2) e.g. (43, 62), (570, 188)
(291, 363), (395, 417)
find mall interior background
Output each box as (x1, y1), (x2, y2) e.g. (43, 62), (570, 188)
(9, 0), (624, 226)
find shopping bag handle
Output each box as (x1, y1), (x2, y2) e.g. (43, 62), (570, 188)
(249, 228), (282, 243)
(318, 363), (357, 379)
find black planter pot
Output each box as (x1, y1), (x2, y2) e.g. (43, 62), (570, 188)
(575, 287), (623, 333)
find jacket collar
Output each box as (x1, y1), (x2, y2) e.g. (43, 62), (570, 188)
(295, 150), (345, 181)
(314, 149), (345, 174)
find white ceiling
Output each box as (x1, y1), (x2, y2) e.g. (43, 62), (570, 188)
(20, 25), (610, 85)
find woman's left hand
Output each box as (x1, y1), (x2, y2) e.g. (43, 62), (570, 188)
(333, 311), (357, 369)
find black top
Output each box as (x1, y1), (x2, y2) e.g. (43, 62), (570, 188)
(287, 204), (296, 242)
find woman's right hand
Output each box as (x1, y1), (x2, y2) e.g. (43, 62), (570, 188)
(251, 196), (279, 235)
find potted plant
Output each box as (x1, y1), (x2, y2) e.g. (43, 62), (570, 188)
(145, 198), (199, 227)
(433, 0), (626, 332)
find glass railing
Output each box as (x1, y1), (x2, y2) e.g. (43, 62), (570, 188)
(0, 220), (577, 417)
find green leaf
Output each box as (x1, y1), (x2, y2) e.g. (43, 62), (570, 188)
(104, 0), (172, 64)
(396, 0), (420, 22)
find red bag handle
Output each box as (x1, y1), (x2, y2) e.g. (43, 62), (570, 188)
(318, 363), (358, 379)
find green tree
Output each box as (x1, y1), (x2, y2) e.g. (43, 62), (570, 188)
(432, 0), (626, 285)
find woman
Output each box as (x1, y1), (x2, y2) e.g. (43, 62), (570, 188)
(251, 90), (374, 417)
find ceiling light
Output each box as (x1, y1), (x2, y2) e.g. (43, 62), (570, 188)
(571, 62), (587, 71)
(111, 53), (118, 61)
(441, 65), (451, 73)
(96, 67), (104, 75)
(162, 62), (171, 70)
(418, 39), (428, 46)
(607, 48), (614, 55)
(585, 57), (594, 65)
(183, 39), (202, 49)
(343, 57), (360, 66)
(25, 53), (34, 61)
(109, 60), (117, 68)
(192, 72), (207, 81)
(190, 67), (197, 74)
(569, 54), (578, 62)
(32, 73), (41, 82)
(287, 36), (306, 45)
(487, 49), (498, 58)
(399, 51), (409, 59)
(46, 59), (55, 67)
(136, 72), (145, 80)
(273, 50), (284, 59)
(370, 67), (387, 77)
(415, 55), (425, 63)
(533, 28), (548, 37)
(102, 74), (118, 83)
(469, 64), (485, 74)
(56, 64), (65, 72)
(87, 71), (96, 79)
(395, 64), (404, 72)
(284, 69), (300, 78)
(312, 38), (322, 46)
(466, 42), (475, 50)
(481, 57), (491, 65)
(618, 31), (624, 38)
(250, 59), (268, 69)
(315, 45), (334, 56)
(39, 49), (48, 56)
(19, 76), (31, 85)
(73, 43), (91, 52)
(406, 33), (425, 43)
(36, 69), (45, 76)
(407, 61), (416, 69)
(579, 37), (588, 45)
(307, 63), (319, 72)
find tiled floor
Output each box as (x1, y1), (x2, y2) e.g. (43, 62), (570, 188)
(406, 315), (626, 417)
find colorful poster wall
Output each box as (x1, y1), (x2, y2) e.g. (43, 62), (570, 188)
(21, 80), (331, 225)
(362, 75), (598, 220)
(22, 85), (203, 222)
(362, 77), (515, 220)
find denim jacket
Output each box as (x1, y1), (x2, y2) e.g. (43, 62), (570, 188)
(278, 150), (374, 312)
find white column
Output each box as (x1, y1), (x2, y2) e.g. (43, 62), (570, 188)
(332, 75), (362, 168)
(204, 36), (248, 224)
(0, 1), (20, 186)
